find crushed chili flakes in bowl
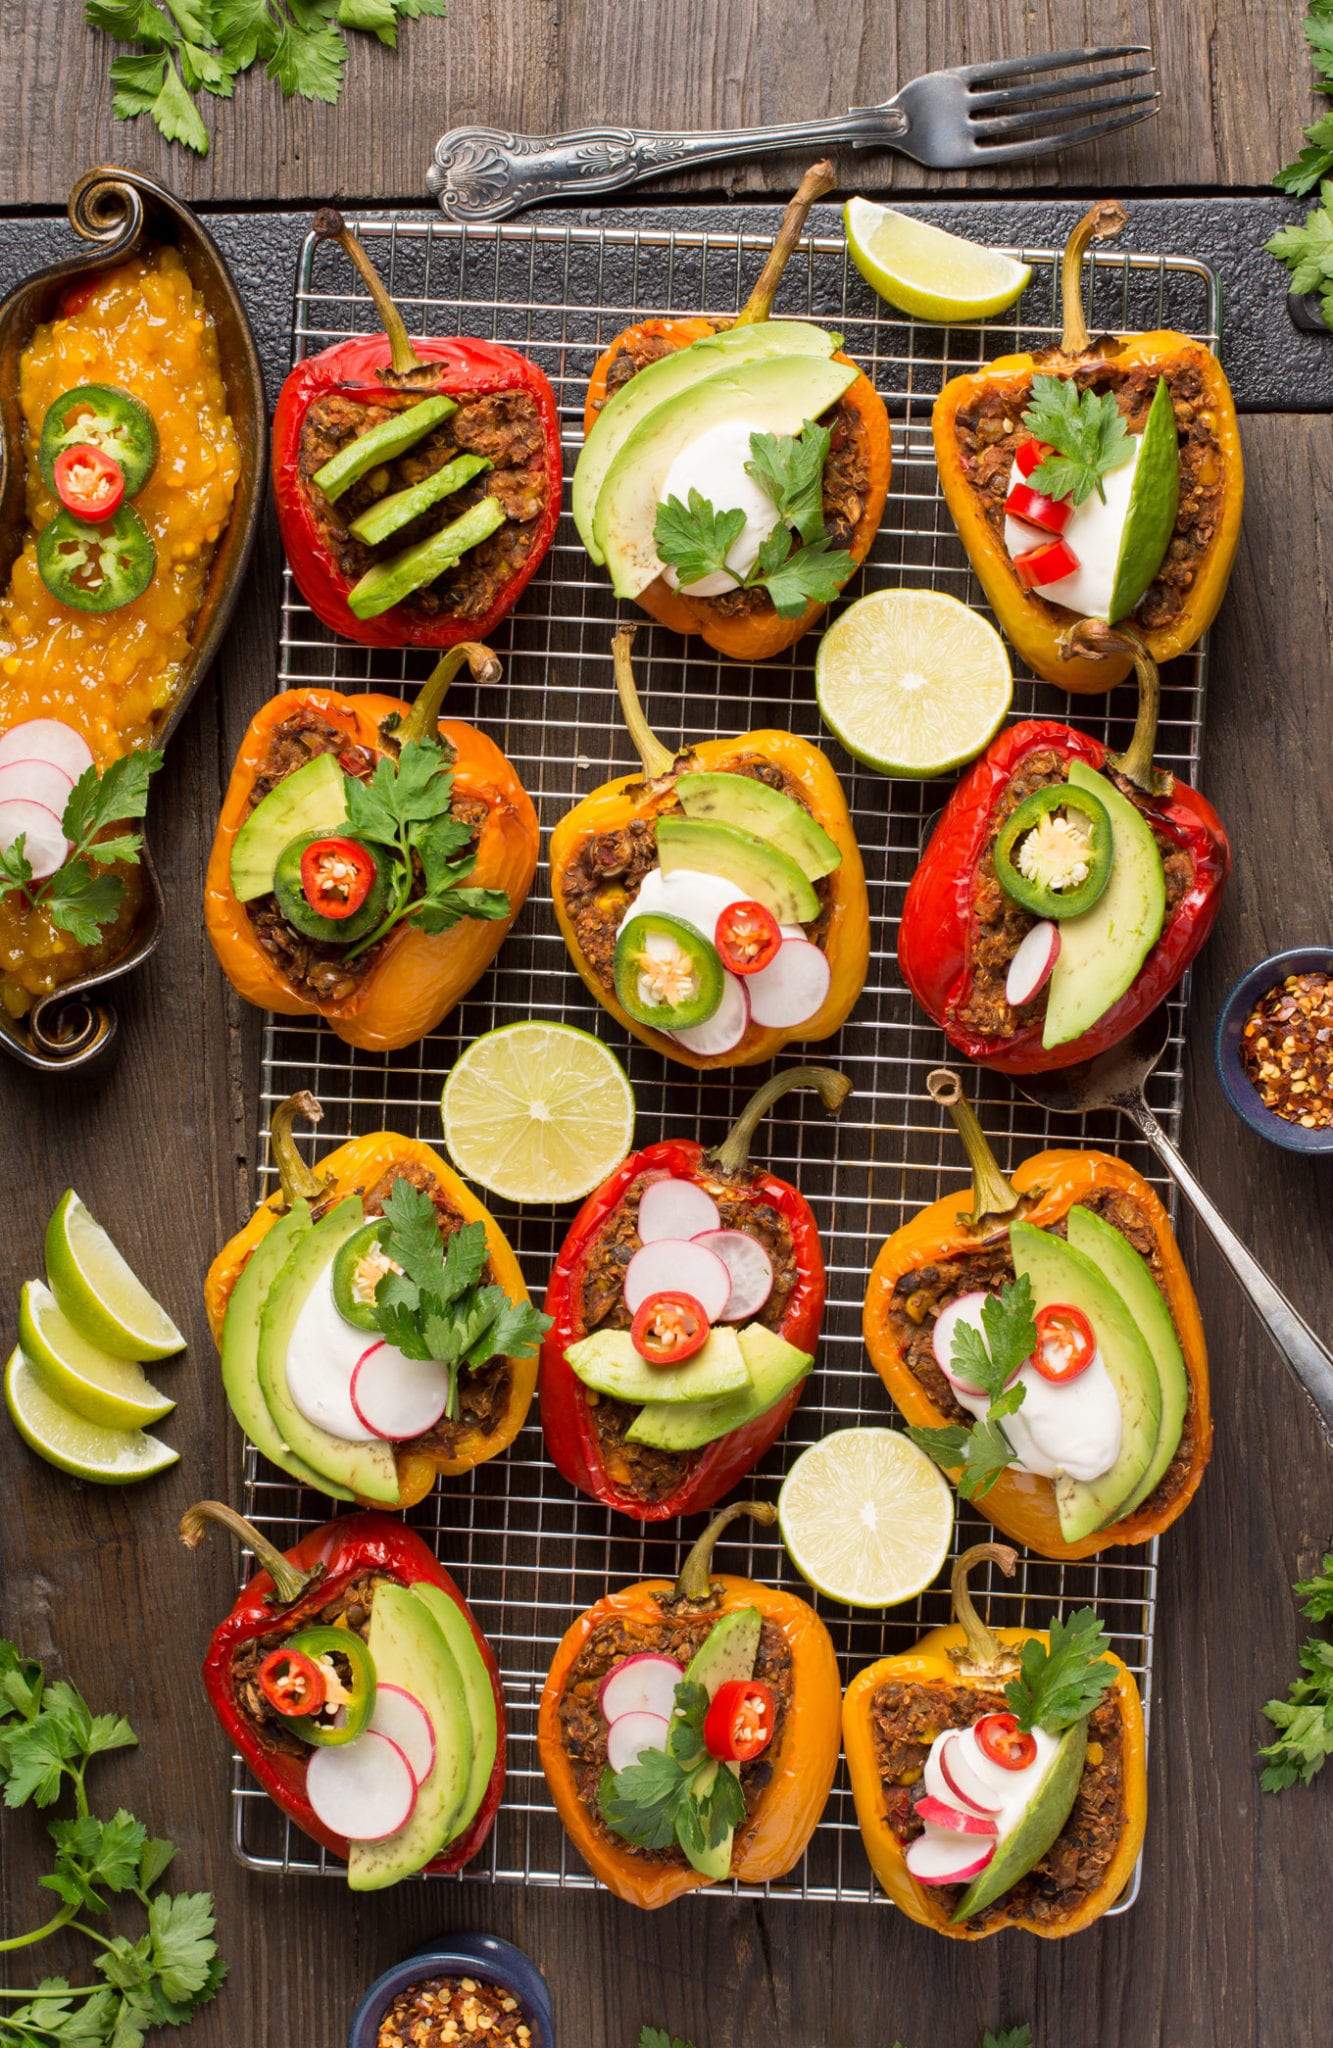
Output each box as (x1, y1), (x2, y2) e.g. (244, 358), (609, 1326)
(1239, 971), (1333, 1129)
(376, 1972), (533, 2046)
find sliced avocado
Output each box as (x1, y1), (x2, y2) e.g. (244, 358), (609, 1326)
(257, 1197), (400, 1505)
(655, 816), (820, 924)
(1066, 1204), (1189, 1517)
(674, 772), (841, 882)
(573, 321), (838, 563)
(230, 752), (348, 904)
(348, 494), (505, 620)
(1041, 760), (1166, 1049)
(627, 1324), (812, 1451)
(1009, 1220), (1162, 1543)
(347, 1583), (471, 1891)
(676, 1607), (763, 1880)
(410, 1581), (499, 1846)
(347, 451), (491, 548)
(312, 395), (457, 503)
(564, 1325), (750, 1406)
(952, 1719), (1087, 1921)
(594, 351), (858, 599)
(1107, 376), (1180, 623)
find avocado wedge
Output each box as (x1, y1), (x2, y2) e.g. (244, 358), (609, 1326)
(952, 1718), (1087, 1920)
(410, 1581), (499, 1846)
(1106, 375), (1180, 624)
(230, 752), (347, 903)
(1041, 760), (1166, 1050)
(674, 771), (841, 882)
(655, 816), (820, 924)
(677, 1608), (763, 1881)
(347, 1583), (472, 1891)
(626, 1324), (812, 1451)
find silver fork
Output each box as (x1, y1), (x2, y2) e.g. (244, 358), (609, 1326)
(426, 45), (1159, 224)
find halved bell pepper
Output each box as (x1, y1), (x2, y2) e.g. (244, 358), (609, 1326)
(842, 1543), (1146, 1937)
(581, 162), (891, 661)
(862, 1070), (1211, 1559)
(204, 1091), (540, 1502)
(204, 641), (539, 1052)
(933, 199), (1244, 692)
(552, 626), (869, 1070)
(541, 1066), (850, 1521)
(898, 621), (1230, 1073)
(538, 1500), (841, 1909)
(183, 1502), (505, 1879)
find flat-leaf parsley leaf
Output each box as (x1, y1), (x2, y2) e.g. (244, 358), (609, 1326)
(907, 1274), (1036, 1499)
(1022, 376), (1135, 506)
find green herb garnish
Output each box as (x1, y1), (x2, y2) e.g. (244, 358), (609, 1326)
(907, 1274), (1036, 1499)
(0, 751), (162, 945)
(1021, 376), (1136, 507)
(1003, 1608), (1117, 1735)
(1257, 1551), (1333, 1789)
(1266, 179), (1333, 332)
(983, 2030), (1035, 2048)
(639, 2031), (695, 2048)
(600, 1678), (744, 1862)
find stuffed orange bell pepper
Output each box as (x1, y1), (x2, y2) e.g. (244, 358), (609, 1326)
(204, 640), (538, 1051)
(934, 199), (1243, 692)
(205, 1089), (549, 1507)
(843, 1542), (1147, 1938)
(552, 625), (868, 1069)
(863, 1070), (1211, 1559)
(574, 161), (890, 661)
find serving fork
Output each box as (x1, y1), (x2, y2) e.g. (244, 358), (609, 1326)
(427, 45), (1159, 224)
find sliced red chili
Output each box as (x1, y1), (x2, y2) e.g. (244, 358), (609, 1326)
(703, 1677), (777, 1762)
(1032, 1302), (1097, 1383)
(1004, 478), (1072, 537)
(715, 899), (782, 976)
(257, 1646), (327, 1718)
(299, 835), (377, 920)
(974, 1710), (1037, 1772)
(52, 444), (124, 523)
(1013, 438), (1050, 479)
(629, 1291), (709, 1366)
(1013, 536), (1079, 591)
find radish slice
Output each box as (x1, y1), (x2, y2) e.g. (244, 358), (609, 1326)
(305, 1730), (417, 1843)
(932, 1292), (997, 1397)
(0, 759), (72, 821)
(0, 719), (94, 783)
(915, 1792), (998, 1838)
(624, 1238), (732, 1323)
(350, 1340), (451, 1441)
(744, 937), (831, 1030)
(599, 1653), (685, 1724)
(669, 970), (749, 1056)
(904, 1824), (996, 1887)
(0, 799), (68, 881)
(1006, 920), (1061, 1007)
(369, 1685), (437, 1788)
(692, 1229), (773, 1322)
(606, 1711), (671, 1775)
(939, 1732), (1002, 1817)
(637, 1177), (720, 1245)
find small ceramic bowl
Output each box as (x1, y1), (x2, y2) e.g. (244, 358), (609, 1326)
(347, 1934), (555, 2048)
(1214, 944), (1333, 1155)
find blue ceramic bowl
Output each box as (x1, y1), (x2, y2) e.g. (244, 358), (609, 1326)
(1214, 945), (1333, 1155)
(347, 1934), (554, 2048)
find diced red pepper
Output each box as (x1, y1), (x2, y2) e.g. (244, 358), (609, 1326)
(257, 1646), (327, 1717)
(1013, 438), (1050, 479)
(974, 1711), (1038, 1771)
(52, 444), (125, 523)
(715, 899), (782, 976)
(703, 1677), (777, 1762)
(1013, 537), (1079, 591)
(1005, 479), (1072, 537)
(1032, 1303), (1097, 1383)
(300, 836), (377, 920)
(630, 1291), (710, 1366)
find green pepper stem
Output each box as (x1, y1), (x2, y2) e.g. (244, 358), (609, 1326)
(613, 625), (677, 782)
(674, 1499), (778, 1603)
(950, 1542), (1018, 1674)
(928, 1069), (1027, 1235)
(734, 161), (835, 327)
(1061, 619), (1172, 796)
(709, 1065), (852, 1177)
(398, 641), (502, 747)
(1059, 199), (1128, 355)
(268, 1090), (326, 1208)
(179, 1501), (325, 1610)
(314, 207), (421, 377)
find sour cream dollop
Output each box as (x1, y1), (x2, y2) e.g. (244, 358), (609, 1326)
(943, 1294), (1123, 1483)
(658, 420), (778, 596)
(1003, 434), (1144, 621)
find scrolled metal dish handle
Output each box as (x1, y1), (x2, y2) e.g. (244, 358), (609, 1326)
(67, 168), (145, 254)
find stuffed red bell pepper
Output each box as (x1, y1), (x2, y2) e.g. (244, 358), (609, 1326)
(898, 621), (1229, 1074)
(540, 1066), (850, 1521)
(183, 1501), (504, 1889)
(273, 209), (561, 648)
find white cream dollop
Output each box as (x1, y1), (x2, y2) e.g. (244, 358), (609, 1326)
(1003, 434), (1143, 621)
(941, 1291), (1122, 1483)
(658, 419), (779, 596)
(923, 1721), (1062, 1843)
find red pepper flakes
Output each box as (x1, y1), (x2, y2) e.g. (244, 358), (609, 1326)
(1239, 971), (1333, 1129)
(377, 1973), (533, 2046)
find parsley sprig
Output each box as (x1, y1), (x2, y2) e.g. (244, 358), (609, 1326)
(600, 1678), (744, 1865)
(1266, 0), (1333, 196)
(907, 1275), (1036, 1500)
(1257, 1551), (1333, 1789)
(0, 752), (162, 945)
(1266, 179), (1333, 332)
(1021, 376), (1135, 507)
(1003, 1608), (1117, 1735)
(639, 2032), (695, 2048)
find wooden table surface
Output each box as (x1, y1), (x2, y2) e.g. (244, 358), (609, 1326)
(2, 7), (1330, 2047)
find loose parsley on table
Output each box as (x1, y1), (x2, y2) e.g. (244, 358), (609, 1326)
(600, 1677), (744, 1864)
(1021, 375), (1135, 507)
(906, 1273), (1036, 1500)
(639, 2032), (695, 2048)
(1265, 179), (1333, 333)
(982, 2029), (1034, 2048)
(0, 751), (162, 946)
(1257, 1550), (1333, 1789)
(1268, 0), (1333, 196)
(1004, 1608), (1117, 1735)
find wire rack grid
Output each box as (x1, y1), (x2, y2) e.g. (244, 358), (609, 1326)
(231, 209), (1220, 1908)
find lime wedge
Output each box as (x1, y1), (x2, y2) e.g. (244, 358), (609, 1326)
(778, 1427), (954, 1607)
(45, 1190), (185, 1361)
(441, 1022), (635, 1205)
(18, 1279), (174, 1429)
(816, 588), (1012, 777)
(844, 197), (1032, 322)
(5, 1348), (178, 1485)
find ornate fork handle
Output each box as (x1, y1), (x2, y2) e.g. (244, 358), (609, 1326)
(426, 111), (908, 224)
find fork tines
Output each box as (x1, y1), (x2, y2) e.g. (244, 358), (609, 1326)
(961, 43), (1159, 161)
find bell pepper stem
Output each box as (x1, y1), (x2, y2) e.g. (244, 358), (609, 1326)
(674, 1499), (778, 1603)
(179, 1500), (325, 1609)
(1061, 620), (1172, 796)
(950, 1541), (1019, 1674)
(734, 160), (835, 327)
(613, 625), (678, 782)
(314, 206), (422, 377)
(398, 641), (503, 746)
(1059, 200), (1129, 355)
(928, 1069), (1027, 1234)
(269, 1089), (326, 1208)
(709, 1065), (852, 1177)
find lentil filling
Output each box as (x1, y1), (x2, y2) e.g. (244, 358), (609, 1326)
(376, 1974), (534, 2047)
(229, 1570), (383, 1761)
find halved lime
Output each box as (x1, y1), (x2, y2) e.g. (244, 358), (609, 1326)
(441, 1022), (636, 1204)
(816, 588), (1012, 777)
(45, 1190), (185, 1361)
(18, 1279), (174, 1429)
(844, 197), (1032, 322)
(5, 1348), (178, 1485)
(778, 1427), (954, 1607)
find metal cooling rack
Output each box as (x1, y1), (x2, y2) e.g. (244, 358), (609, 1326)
(230, 209), (1221, 1908)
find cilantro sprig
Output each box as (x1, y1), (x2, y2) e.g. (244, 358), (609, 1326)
(907, 1275), (1036, 1500)
(1021, 376), (1135, 507)
(600, 1677), (744, 1865)
(0, 752), (162, 946)
(1257, 1551), (1333, 1789)
(1003, 1608), (1118, 1735)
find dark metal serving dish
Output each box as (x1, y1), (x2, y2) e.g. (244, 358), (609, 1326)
(0, 164), (266, 1075)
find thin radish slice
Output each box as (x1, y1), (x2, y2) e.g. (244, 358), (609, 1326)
(745, 938), (831, 1029)
(939, 1732), (1002, 1817)
(0, 719), (94, 783)
(692, 1229), (773, 1322)
(1006, 920), (1061, 1007)
(953, 1723), (1040, 1803)
(915, 1792), (998, 1838)
(305, 1730), (417, 1843)
(0, 798), (68, 881)
(599, 1653), (684, 1725)
(637, 1177), (720, 1245)
(669, 970), (749, 1057)
(350, 1341), (451, 1441)
(0, 759), (72, 820)
(624, 1238), (732, 1323)
(606, 1710), (671, 1775)
(369, 1685), (436, 1788)
(904, 1824), (995, 1886)
(932, 1292), (998, 1397)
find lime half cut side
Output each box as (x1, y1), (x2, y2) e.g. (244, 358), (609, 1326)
(45, 1190), (185, 1361)
(18, 1279), (174, 1429)
(5, 1348), (178, 1485)
(778, 1427), (955, 1608)
(815, 588), (1012, 778)
(844, 197), (1032, 323)
(441, 1022), (636, 1205)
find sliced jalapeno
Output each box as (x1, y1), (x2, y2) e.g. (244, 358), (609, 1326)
(39, 384), (159, 498)
(332, 1218), (398, 1334)
(284, 1624), (377, 1748)
(613, 911), (724, 1029)
(37, 505), (156, 613)
(271, 830), (392, 945)
(994, 780), (1113, 921)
